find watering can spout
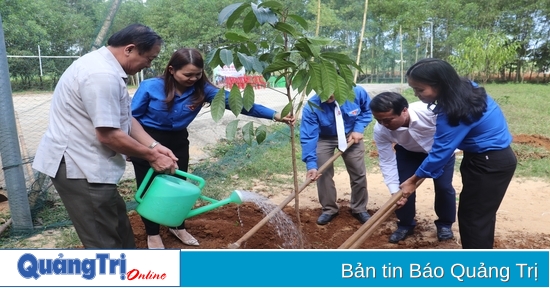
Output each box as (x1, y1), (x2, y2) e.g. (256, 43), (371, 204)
(185, 190), (243, 219)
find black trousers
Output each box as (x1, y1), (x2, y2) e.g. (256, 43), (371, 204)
(52, 161), (135, 248)
(394, 145), (456, 230)
(459, 146), (517, 249)
(131, 127), (190, 235)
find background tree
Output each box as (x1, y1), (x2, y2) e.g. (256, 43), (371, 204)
(449, 31), (519, 84)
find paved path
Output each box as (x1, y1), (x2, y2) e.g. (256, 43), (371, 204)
(4, 83), (407, 184)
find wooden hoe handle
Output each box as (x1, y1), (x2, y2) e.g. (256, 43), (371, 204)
(338, 178), (425, 249)
(228, 141), (354, 249)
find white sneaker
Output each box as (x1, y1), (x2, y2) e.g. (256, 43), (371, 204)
(169, 228), (199, 246)
(147, 235), (165, 249)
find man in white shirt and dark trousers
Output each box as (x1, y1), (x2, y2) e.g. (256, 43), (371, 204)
(33, 24), (178, 248)
(370, 92), (456, 243)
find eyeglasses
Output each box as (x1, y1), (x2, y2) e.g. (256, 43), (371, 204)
(376, 116), (398, 125)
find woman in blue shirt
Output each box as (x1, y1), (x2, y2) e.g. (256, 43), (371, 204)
(131, 48), (293, 249)
(399, 58), (517, 249)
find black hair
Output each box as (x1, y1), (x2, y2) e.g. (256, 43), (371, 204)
(107, 23), (163, 55)
(406, 58), (487, 126)
(163, 48), (213, 109)
(369, 92), (409, 116)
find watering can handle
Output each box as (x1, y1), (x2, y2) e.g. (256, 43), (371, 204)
(135, 168), (206, 203)
(173, 169), (206, 190)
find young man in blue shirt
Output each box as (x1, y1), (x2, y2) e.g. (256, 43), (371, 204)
(300, 86), (373, 225)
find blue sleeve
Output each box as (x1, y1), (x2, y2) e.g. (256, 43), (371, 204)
(204, 84), (275, 120)
(415, 113), (467, 178)
(300, 105), (320, 170)
(352, 86), (373, 133)
(131, 81), (151, 119)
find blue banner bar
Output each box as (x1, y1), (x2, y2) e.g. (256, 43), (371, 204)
(180, 250), (549, 287)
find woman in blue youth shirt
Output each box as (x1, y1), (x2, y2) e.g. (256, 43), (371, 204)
(131, 48), (294, 249)
(399, 58), (517, 249)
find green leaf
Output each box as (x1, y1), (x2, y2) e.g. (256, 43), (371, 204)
(255, 125), (267, 144)
(337, 64), (355, 86)
(211, 89), (227, 122)
(274, 22), (299, 37)
(237, 52), (256, 72)
(295, 39), (319, 58)
(226, 120), (239, 141)
(233, 55), (243, 70)
(242, 85), (255, 111)
(288, 14), (308, 30)
(320, 52), (356, 66)
(246, 41), (258, 53)
(319, 60), (338, 99)
(226, 32), (250, 42)
(205, 48), (224, 69)
(243, 11), (257, 33)
(273, 51), (292, 61)
(251, 3), (278, 25)
(291, 69), (306, 91)
(218, 3), (246, 27)
(281, 101), (293, 118)
(238, 43), (251, 55)
(242, 122), (254, 145)
(219, 49), (234, 66)
(228, 4), (249, 29)
(252, 58), (265, 74)
(263, 60), (296, 74)
(228, 85), (243, 117)
(308, 37), (334, 46)
(258, 1), (284, 10)
(296, 70), (310, 93)
(334, 76), (354, 105)
(308, 61), (322, 97)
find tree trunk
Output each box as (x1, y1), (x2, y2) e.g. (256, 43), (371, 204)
(315, 0), (321, 37)
(91, 0), (122, 51)
(353, 0), (369, 82)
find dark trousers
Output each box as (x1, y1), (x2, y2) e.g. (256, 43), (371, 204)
(459, 146), (516, 249)
(131, 127), (190, 235)
(394, 145), (456, 230)
(51, 161), (135, 248)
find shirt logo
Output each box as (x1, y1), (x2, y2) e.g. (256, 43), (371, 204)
(349, 109), (359, 116)
(187, 105), (196, 111)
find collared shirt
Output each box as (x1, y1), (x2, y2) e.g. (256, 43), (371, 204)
(32, 47), (130, 184)
(131, 77), (276, 131)
(300, 86), (373, 170)
(416, 95), (513, 179)
(373, 101), (437, 193)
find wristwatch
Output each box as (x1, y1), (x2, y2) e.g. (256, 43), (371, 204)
(148, 141), (159, 149)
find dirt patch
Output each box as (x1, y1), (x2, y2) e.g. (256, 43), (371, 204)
(129, 201), (550, 249)
(127, 133), (550, 250)
(512, 134), (550, 160)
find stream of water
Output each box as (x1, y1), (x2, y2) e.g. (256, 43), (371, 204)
(236, 190), (302, 249)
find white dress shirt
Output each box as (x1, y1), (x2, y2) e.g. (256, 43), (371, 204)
(373, 101), (437, 193)
(32, 47), (131, 184)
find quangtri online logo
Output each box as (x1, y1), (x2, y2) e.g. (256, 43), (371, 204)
(4, 250), (180, 287)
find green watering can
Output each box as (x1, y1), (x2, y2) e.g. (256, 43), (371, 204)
(134, 168), (243, 227)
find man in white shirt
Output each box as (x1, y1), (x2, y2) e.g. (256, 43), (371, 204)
(370, 92), (456, 243)
(33, 24), (178, 248)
